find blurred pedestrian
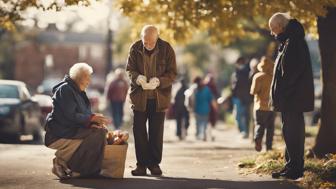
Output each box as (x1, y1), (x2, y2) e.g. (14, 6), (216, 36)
(248, 58), (260, 141)
(107, 68), (129, 129)
(231, 57), (252, 138)
(173, 77), (190, 140)
(204, 74), (219, 141)
(193, 76), (216, 141)
(126, 25), (177, 176)
(269, 13), (314, 180)
(249, 58), (259, 80)
(250, 56), (275, 152)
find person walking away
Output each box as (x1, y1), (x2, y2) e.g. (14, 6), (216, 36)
(204, 74), (219, 141)
(107, 68), (129, 129)
(193, 77), (216, 141)
(250, 56), (275, 152)
(173, 78), (190, 140)
(231, 57), (253, 138)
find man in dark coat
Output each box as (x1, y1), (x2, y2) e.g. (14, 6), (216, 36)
(269, 13), (314, 180)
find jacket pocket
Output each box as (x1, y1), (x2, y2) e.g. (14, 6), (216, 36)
(157, 60), (166, 75)
(129, 88), (145, 111)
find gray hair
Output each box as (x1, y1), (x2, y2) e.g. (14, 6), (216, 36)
(140, 25), (159, 39)
(269, 12), (291, 29)
(69, 62), (93, 80)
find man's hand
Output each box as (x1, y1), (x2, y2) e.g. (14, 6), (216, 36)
(149, 77), (160, 88)
(136, 75), (147, 86)
(141, 82), (157, 90)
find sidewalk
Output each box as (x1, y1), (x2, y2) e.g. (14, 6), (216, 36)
(0, 120), (300, 189)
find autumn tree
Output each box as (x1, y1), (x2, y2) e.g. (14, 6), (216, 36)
(1, 0), (336, 157)
(313, 7), (336, 157)
(116, 0), (336, 157)
(0, 0), (91, 78)
(0, 0), (90, 31)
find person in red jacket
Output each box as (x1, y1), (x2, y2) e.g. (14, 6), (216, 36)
(107, 68), (129, 129)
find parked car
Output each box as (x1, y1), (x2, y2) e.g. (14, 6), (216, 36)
(0, 80), (43, 142)
(37, 78), (61, 96)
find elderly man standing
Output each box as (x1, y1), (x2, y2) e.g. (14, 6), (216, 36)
(126, 25), (177, 176)
(45, 63), (109, 179)
(269, 13), (314, 180)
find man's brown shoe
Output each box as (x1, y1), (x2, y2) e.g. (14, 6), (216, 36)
(148, 165), (162, 176)
(131, 165), (147, 176)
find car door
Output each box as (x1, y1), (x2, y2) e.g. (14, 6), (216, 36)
(20, 86), (41, 133)
(19, 85), (32, 134)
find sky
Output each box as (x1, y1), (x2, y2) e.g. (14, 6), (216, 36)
(19, 0), (121, 33)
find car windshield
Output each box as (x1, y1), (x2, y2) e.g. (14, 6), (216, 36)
(0, 85), (19, 99)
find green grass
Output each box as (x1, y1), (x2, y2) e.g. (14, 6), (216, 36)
(305, 126), (319, 137)
(239, 150), (336, 189)
(238, 158), (256, 168)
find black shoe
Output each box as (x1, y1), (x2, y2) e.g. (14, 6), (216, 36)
(282, 171), (303, 180)
(272, 168), (287, 179)
(131, 165), (147, 176)
(255, 139), (262, 152)
(148, 165), (162, 176)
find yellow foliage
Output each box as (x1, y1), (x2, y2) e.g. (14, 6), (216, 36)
(0, 0), (89, 31)
(115, 0), (336, 44)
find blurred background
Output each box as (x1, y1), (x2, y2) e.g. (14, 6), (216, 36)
(0, 0), (326, 143)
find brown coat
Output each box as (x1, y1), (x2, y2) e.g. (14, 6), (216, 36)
(250, 58), (274, 111)
(126, 38), (177, 112)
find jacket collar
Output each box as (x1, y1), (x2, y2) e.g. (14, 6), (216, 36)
(64, 75), (82, 93)
(142, 43), (159, 56)
(276, 19), (305, 43)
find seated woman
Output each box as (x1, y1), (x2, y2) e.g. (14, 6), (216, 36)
(44, 62), (109, 179)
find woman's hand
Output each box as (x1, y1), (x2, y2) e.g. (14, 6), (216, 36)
(91, 123), (108, 131)
(91, 113), (109, 125)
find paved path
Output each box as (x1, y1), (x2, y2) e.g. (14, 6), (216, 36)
(0, 120), (300, 189)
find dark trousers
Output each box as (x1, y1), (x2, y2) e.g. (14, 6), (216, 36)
(281, 111), (305, 173)
(133, 99), (165, 166)
(110, 101), (124, 129)
(175, 109), (190, 137)
(254, 110), (275, 150)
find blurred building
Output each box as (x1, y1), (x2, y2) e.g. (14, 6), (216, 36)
(14, 24), (107, 92)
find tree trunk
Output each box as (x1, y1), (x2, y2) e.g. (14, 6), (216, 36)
(312, 7), (336, 157)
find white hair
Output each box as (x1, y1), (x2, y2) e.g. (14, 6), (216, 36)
(140, 25), (159, 39)
(115, 68), (124, 75)
(269, 12), (291, 29)
(69, 62), (93, 80)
